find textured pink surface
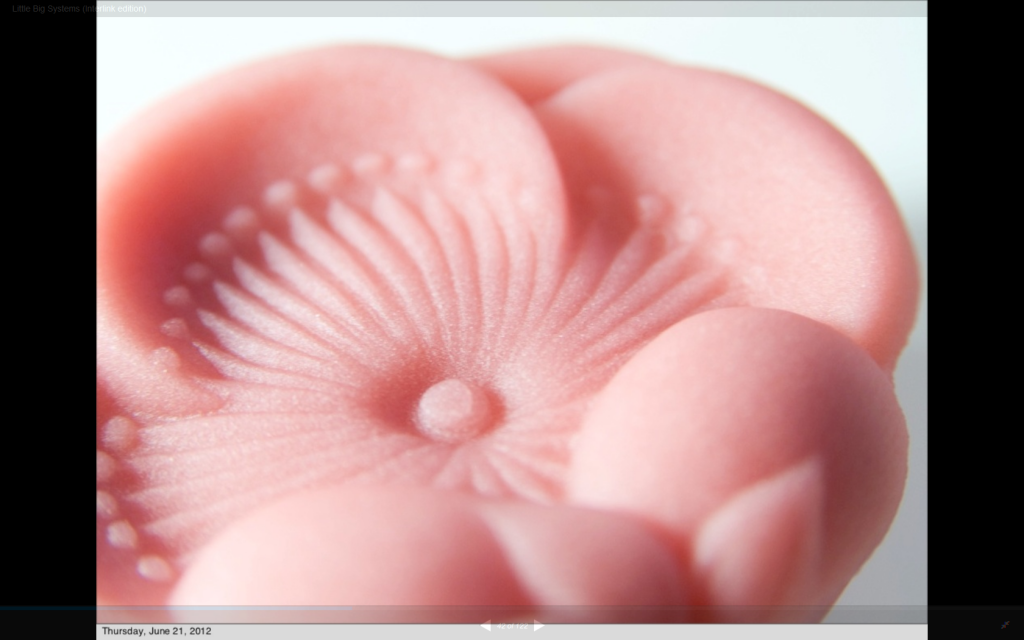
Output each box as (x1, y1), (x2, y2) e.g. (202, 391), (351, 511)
(97, 45), (918, 621)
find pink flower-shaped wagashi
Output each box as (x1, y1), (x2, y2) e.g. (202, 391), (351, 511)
(97, 45), (918, 623)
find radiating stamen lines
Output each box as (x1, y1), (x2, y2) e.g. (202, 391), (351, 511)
(110, 156), (734, 580)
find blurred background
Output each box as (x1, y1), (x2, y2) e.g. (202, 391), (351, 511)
(98, 4), (926, 622)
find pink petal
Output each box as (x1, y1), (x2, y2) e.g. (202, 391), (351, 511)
(568, 307), (908, 617)
(531, 58), (918, 371)
(98, 45), (569, 417)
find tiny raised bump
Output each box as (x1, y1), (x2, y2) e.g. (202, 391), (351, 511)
(352, 153), (388, 176)
(107, 520), (138, 549)
(445, 159), (477, 183)
(150, 347), (181, 372)
(137, 555), (174, 582)
(183, 263), (212, 283)
(102, 416), (138, 453)
(307, 164), (344, 194)
(417, 379), (494, 444)
(199, 233), (232, 258)
(396, 153), (431, 173)
(676, 214), (706, 244)
(163, 286), (193, 307)
(714, 237), (741, 263)
(222, 206), (259, 236)
(97, 450), (116, 483)
(160, 318), (189, 340)
(264, 180), (298, 212)
(637, 194), (669, 225)
(97, 491), (119, 519)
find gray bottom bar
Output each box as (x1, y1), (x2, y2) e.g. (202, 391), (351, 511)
(96, 605), (926, 624)
(96, 623), (929, 640)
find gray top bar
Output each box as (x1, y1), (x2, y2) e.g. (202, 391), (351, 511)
(93, 1), (927, 18)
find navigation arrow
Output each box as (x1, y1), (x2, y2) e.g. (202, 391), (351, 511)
(481, 621), (491, 631)
(534, 621), (544, 631)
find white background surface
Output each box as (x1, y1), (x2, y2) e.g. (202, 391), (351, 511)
(98, 5), (927, 621)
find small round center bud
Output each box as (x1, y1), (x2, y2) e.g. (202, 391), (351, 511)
(416, 379), (492, 443)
